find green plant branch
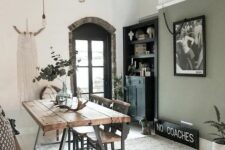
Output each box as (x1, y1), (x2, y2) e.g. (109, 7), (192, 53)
(205, 105), (225, 143)
(33, 47), (76, 83)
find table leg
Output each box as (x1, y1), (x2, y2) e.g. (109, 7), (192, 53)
(121, 123), (130, 150)
(59, 128), (68, 150)
(68, 128), (71, 150)
(34, 126), (40, 150)
(93, 126), (105, 150)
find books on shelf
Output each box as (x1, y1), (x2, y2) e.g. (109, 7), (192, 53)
(134, 44), (146, 55)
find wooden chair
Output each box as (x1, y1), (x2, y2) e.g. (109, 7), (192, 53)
(90, 94), (112, 107)
(86, 99), (130, 150)
(72, 95), (113, 150)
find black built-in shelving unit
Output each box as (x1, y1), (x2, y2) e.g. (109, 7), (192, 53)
(123, 18), (158, 121)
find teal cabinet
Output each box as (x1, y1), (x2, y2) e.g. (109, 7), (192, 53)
(125, 76), (154, 121)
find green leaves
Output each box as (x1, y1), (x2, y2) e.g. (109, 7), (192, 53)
(33, 47), (77, 82)
(205, 105), (225, 143)
(214, 105), (220, 122)
(113, 75), (124, 99)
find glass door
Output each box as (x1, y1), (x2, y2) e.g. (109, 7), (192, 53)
(75, 40), (105, 99)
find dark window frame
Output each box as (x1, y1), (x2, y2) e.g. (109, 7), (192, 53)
(72, 23), (112, 99)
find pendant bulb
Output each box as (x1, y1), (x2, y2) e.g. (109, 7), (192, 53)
(42, 14), (46, 27)
(42, 0), (46, 27)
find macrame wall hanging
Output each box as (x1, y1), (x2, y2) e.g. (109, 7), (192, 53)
(14, 0), (46, 102)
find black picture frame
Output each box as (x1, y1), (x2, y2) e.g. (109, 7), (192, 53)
(173, 15), (206, 77)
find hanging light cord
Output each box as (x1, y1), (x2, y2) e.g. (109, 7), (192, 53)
(163, 12), (187, 35)
(42, 0), (46, 19)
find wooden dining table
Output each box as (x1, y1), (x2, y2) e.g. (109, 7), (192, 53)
(22, 99), (131, 150)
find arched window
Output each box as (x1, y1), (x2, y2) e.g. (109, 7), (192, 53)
(68, 17), (116, 99)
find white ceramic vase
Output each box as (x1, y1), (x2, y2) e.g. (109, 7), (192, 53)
(212, 142), (225, 150)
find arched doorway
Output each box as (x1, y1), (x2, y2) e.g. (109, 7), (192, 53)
(68, 17), (116, 99)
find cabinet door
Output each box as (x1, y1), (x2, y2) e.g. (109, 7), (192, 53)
(126, 85), (137, 118)
(136, 78), (146, 120)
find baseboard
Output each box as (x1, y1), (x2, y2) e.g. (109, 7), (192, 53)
(199, 138), (211, 150)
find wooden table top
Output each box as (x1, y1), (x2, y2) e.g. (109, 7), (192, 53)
(22, 99), (131, 133)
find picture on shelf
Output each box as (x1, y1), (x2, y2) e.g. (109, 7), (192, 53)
(173, 15), (206, 77)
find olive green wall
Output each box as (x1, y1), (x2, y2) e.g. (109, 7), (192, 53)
(158, 0), (225, 140)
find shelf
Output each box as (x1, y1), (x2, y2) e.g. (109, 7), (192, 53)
(132, 54), (155, 59)
(130, 38), (154, 44)
(123, 18), (158, 122)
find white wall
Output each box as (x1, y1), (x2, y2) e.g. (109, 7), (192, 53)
(138, 0), (186, 19)
(0, 1), (139, 149)
(138, 0), (225, 149)
(111, 0), (140, 76)
(138, 0), (158, 19)
(0, 0), (139, 111)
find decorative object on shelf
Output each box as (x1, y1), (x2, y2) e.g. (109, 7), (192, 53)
(128, 30), (134, 41)
(146, 27), (155, 38)
(128, 64), (136, 76)
(139, 117), (150, 135)
(174, 15), (206, 77)
(145, 67), (151, 77)
(204, 105), (225, 150)
(135, 29), (147, 40)
(33, 47), (78, 105)
(135, 44), (147, 55)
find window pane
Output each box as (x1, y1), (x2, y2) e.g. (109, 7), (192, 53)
(92, 41), (103, 66)
(75, 40), (88, 66)
(77, 68), (89, 93)
(92, 68), (104, 93)
(92, 93), (104, 97)
(80, 94), (89, 101)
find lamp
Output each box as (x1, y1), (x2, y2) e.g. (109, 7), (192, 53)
(42, 0), (46, 27)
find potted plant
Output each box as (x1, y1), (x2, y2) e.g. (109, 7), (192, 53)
(113, 75), (124, 100)
(33, 47), (77, 105)
(139, 117), (150, 135)
(204, 105), (225, 150)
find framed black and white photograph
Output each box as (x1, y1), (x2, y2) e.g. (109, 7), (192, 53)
(173, 15), (206, 77)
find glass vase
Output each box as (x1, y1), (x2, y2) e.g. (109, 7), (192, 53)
(56, 81), (72, 106)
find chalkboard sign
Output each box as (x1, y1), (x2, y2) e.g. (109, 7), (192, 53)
(155, 120), (199, 149)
